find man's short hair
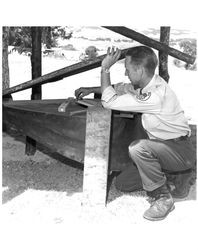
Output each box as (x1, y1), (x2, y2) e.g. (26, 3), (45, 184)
(126, 46), (158, 76)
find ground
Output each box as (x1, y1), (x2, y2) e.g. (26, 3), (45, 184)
(2, 127), (197, 224)
(1, 128), (198, 249)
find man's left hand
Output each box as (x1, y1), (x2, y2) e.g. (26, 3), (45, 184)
(101, 47), (121, 70)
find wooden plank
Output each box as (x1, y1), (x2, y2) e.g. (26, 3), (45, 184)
(3, 105), (86, 162)
(159, 27), (170, 82)
(82, 106), (112, 207)
(2, 48), (128, 96)
(3, 100), (148, 172)
(103, 26), (196, 64)
(3, 27), (196, 97)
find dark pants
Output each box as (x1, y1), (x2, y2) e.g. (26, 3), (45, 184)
(115, 137), (195, 192)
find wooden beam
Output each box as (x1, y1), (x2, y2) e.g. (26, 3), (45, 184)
(2, 27), (10, 90)
(25, 27), (42, 156)
(31, 27), (42, 100)
(83, 106), (112, 207)
(4, 27), (195, 98)
(159, 26), (170, 82)
(2, 48), (128, 96)
(103, 26), (196, 64)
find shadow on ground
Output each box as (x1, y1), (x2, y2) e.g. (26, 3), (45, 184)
(2, 129), (121, 204)
(2, 128), (196, 205)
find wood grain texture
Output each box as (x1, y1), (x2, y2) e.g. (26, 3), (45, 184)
(83, 106), (112, 207)
(3, 99), (147, 171)
(159, 27), (170, 83)
(26, 27), (42, 155)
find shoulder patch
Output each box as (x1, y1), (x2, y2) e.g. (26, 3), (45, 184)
(135, 92), (151, 101)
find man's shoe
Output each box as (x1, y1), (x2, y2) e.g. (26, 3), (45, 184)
(144, 185), (175, 221)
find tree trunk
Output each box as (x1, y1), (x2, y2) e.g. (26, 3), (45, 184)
(159, 27), (170, 83)
(2, 27), (10, 90)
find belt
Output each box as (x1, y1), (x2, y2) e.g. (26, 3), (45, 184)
(168, 135), (188, 142)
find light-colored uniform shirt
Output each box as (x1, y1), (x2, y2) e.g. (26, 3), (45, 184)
(102, 74), (191, 140)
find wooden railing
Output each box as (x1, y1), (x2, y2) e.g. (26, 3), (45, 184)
(3, 27), (196, 97)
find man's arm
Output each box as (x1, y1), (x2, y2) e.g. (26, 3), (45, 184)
(101, 47), (121, 93)
(75, 47), (121, 100)
(75, 86), (101, 99)
(102, 88), (162, 113)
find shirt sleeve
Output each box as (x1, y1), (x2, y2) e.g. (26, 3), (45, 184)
(114, 82), (137, 95)
(101, 85), (162, 113)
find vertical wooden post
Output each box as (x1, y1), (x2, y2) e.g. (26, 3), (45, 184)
(25, 27), (42, 155)
(31, 26), (42, 100)
(2, 27), (12, 101)
(94, 93), (102, 99)
(159, 26), (170, 83)
(83, 106), (112, 207)
(2, 27), (10, 90)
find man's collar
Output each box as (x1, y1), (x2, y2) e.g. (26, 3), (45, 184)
(141, 74), (157, 93)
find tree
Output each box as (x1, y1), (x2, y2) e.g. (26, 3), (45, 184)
(180, 39), (197, 70)
(45, 27), (52, 49)
(42, 27), (52, 49)
(8, 26), (72, 52)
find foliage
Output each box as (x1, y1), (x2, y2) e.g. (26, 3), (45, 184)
(9, 27), (32, 48)
(180, 39), (197, 57)
(52, 26), (73, 40)
(61, 44), (76, 51)
(7, 26), (73, 53)
(173, 39), (197, 71)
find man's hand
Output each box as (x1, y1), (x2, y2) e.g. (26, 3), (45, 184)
(75, 87), (92, 100)
(101, 47), (121, 70)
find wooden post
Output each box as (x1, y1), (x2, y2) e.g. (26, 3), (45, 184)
(2, 27), (12, 101)
(31, 26), (42, 100)
(159, 27), (170, 83)
(94, 93), (102, 99)
(25, 27), (42, 156)
(83, 106), (112, 207)
(2, 27), (10, 90)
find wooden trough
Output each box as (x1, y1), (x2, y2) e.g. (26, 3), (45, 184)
(3, 98), (147, 206)
(3, 26), (196, 207)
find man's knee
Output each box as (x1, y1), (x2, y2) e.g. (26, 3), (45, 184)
(128, 139), (148, 159)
